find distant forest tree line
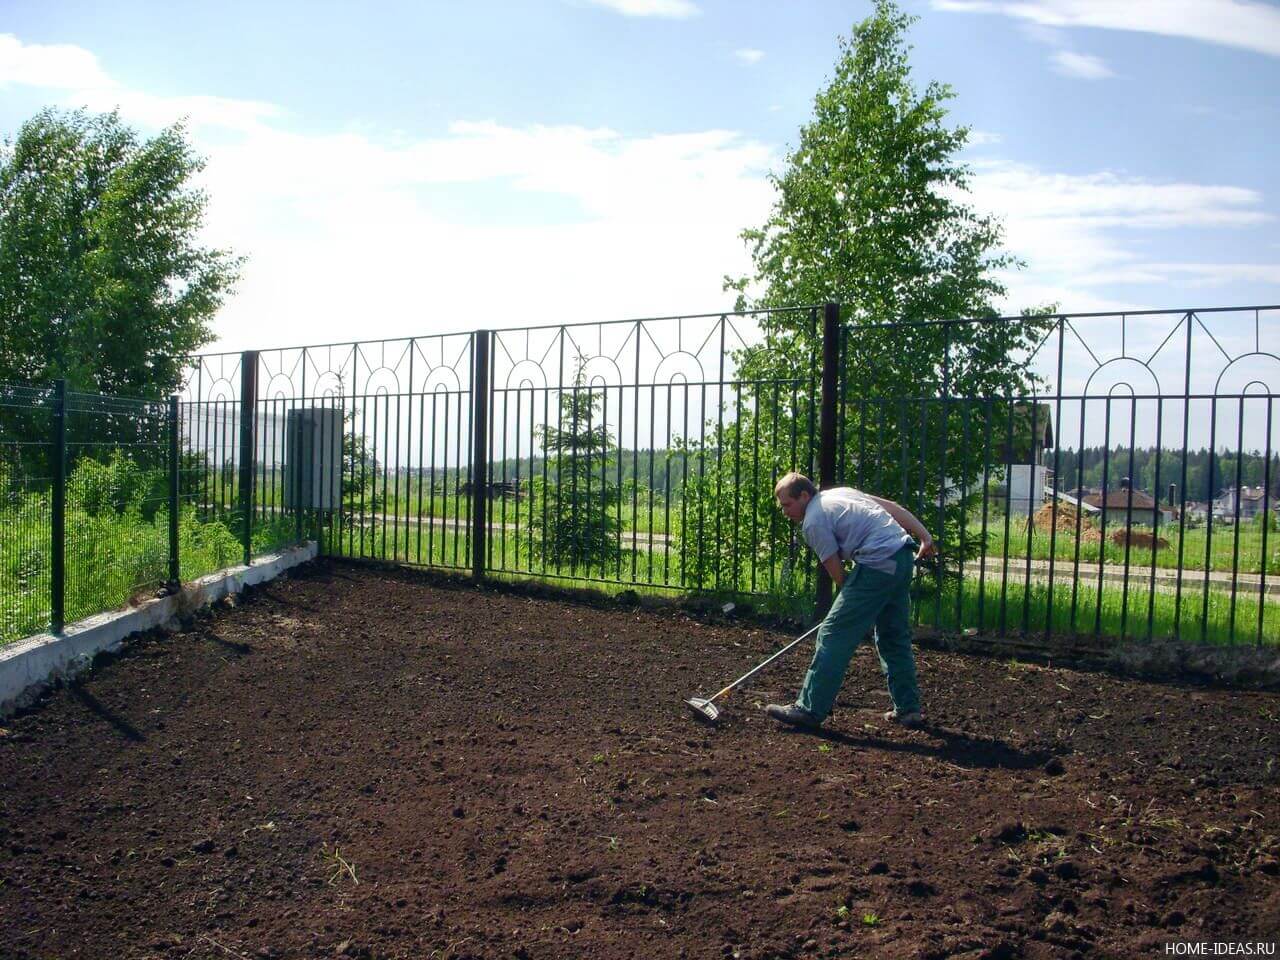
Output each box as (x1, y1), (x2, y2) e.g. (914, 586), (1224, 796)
(1049, 447), (1279, 503)
(384, 445), (1279, 508)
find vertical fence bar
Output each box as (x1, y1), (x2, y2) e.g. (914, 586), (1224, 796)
(935, 323), (952, 630)
(168, 394), (180, 586)
(1203, 396), (1218, 643)
(1174, 313), (1194, 641)
(51, 379), (66, 633)
(632, 326), (642, 584)
(238, 351), (259, 567)
(956, 399), (971, 631)
(1069, 398), (1087, 633)
(998, 396), (1015, 635)
(1119, 399), (1137, 641)
(1045, 317), (1065, 642)
(816, 301), (840, 615)
(1095, 398), (1112, 638)
(1259, 397), (1274, 647)
(471, 330), (491, 581)
(1229, 395), (1246, 643)
(1148, 398), (1165, 640)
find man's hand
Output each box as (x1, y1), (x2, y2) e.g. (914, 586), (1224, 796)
(915, 535), (937, 563)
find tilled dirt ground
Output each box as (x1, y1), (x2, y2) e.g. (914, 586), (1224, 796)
(1, 560), (1278, 960)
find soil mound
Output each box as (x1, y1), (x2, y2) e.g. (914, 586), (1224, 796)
(1033, 501), (1101, 542)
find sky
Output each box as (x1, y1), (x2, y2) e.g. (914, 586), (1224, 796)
(1, 0), (1279, 357)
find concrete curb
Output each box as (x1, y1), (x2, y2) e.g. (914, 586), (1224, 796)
(0, 542), (318, 717)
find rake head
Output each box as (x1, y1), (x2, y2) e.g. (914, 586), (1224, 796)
(683, 697), (721, 724)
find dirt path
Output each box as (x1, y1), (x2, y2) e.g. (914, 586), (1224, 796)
(1, 560), (1277, 959)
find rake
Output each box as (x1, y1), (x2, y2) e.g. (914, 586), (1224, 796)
(683, 555), (940, 724)
(683, 622), (822, 724)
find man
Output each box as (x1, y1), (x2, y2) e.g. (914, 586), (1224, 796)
(765, 472), (935, 730)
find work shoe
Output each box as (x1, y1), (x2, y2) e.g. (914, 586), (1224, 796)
(883, 709), (925, 728)
(765, 703), (822, 728)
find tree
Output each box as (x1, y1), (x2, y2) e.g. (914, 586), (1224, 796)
(727, 0), (1042, 396)
(530, 370), (622, 575)
(0, 108), (240, 398)
(676, 1), (1052, 597)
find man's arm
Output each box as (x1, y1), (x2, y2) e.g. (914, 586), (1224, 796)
(864, 493), (936, 559)
(822, 553), (845, 589)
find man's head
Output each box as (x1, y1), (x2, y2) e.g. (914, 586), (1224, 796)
(774, 472), (817, 523)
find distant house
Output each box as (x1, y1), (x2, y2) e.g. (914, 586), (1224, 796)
(1182, 501), (1211, 523)
(1214, 485), (1271, 522)
(1082, 479), (1171, 527)
(1002, 403), (1054, 517)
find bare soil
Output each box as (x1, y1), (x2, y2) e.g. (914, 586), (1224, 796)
(1, 560), (1278, 960)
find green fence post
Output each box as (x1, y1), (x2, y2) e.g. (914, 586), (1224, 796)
(471, 330), (491, 581)
(168, 395), (180, 587)
(815, 302), (840, 617)
(51, 378), (66, 633)
(238, 351), (259, 567)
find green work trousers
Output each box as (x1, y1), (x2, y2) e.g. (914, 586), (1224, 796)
(795, 545), (921, 720)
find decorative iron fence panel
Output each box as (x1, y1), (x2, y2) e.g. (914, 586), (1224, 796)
(835, 307), (1279, 647)
(179, 302), (1280, 650)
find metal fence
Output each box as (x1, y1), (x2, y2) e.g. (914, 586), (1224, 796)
(830, 307), (1278, 648)
(3, 304), (1274, 649)
(1, 382), (175, 642)
(0, 380), (312, 645)
(181, 303), (1277, 649)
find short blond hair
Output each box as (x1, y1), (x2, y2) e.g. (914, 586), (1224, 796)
(774, 471), (817, 499)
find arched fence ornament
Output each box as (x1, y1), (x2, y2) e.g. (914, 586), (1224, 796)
(174, 303), (1277, 648)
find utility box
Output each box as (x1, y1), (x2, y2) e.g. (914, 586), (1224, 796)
(1007, 463), (1046, 518)
(284, 407), (343, 511)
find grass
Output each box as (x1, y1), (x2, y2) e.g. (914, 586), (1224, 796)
(915, 572), (1280, 647)
(320, 843), (359, 886)
(240, 462), (1279, 578)
(1, 496), (303, 646)
(6, 457), (1276, 651)
(320, 511), (1280, 646)
(966, 517), (1278, 576)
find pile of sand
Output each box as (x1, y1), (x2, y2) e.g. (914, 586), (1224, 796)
(1033, 502), (1101, 543)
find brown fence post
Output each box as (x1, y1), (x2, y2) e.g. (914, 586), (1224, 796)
(816, 301), (840, 616)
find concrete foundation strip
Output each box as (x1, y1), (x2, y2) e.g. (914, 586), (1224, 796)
(0, 541), (318, 718)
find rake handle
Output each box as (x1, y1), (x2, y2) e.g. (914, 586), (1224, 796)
(709, 622), (823, 703)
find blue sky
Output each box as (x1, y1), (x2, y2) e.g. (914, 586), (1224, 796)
(1, 0), (1278, 354)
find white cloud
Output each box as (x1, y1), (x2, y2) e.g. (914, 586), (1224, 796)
(734, 48), (765, 65)
(0, 33), (112, 89)
(931, 0), (1280, 58)
(964, 160), (1276, 307)
(2, 32), (1273, 356)
(581, 0), (700, 18)
(966, 129), (1003, 145)
(1050, 50), (1113, 79)
(190, 126), (776, 354)
(0, 32), (279, 132)
(0, 34), (775, 352)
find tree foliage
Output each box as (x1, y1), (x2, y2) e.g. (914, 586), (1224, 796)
(727, 0), (1044, 398)
(531, 371), (622, 574)
(0, 108), (240, 398)
(675, 1), (1054, 594)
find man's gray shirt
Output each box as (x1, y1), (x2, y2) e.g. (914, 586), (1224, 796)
(801, 488), (912, 574)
